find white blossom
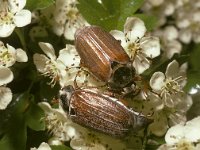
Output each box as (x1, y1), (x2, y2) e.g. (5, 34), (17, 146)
(0, 66), (13, 110)
(33, 43), (79, 87)
(110, 17), (160, 74)
(153, 26), (182, 59)
(175, 2), (200, 43)
(31, 142), (51, 150)
(0, 41), (28, 67)
(39, 102), (81, 142)
(158, 116), (200, 150)
(52, 0), (89, 40)
(150, 60), (187, 108)
(0, 40), (27, 110)
(0, 86), (12, 110)
(0, 0), (31, 37)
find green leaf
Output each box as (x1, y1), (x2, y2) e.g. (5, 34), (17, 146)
(133, 14), (158, 31)
(77, 0), (117, 31)
(51, 145), (72, 150)
(189, 44), (200, 71)
(101, 0), (120, 14)
(0, 93), (32, 150)
(0, 112), (27, 150)
(26, 0), (55, 10)
(25, 100), (45, 131)
(77, 0), (108, 23)
(184, 71), (200, 92)
(77, 0), (145, 31)
(117, 0), (144, 30)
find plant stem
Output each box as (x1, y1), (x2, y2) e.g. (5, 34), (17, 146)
(15, 28), (27, 51)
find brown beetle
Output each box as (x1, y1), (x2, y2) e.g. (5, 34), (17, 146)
(59, 85), (151, 137)
(75, 26), (135, 90)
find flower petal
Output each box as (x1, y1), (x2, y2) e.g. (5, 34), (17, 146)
(6, 44), (16, 67)
(52, 22), (64, 36)
(148, 92), (164, 111)
(16, 48), (28, 62)
(38, 102), (52, 114)
(0, 86), (12, 110)
(57, 44), (80, 67)
(184, 116), (200, 142)
(0, 67), (14, 86)
(140, 36), (160, 58)
(164, 40), (182, 59)
(64, 24), (77, 40)
(110, 30), (127, 48)
(150, 72), (165, 92)
(163, 93), (174, 108)
(124, 17), (146, 42)
(133, 55), (150, 74)
(0, 24), (15, 37)
(38, 42), (56, 60)
(165, 60), (179, 78)
(149, 0), (164, 6)
(149, 112), (168, 136)
(163, 26), (179, 41)
(14, 10), (31, 27)
(30, 142), (51, 150)
(165, 124), (185, 144)
(8, 0), (26, 13)
(179, 29), (192, 44)
(33, 53), (49, 73)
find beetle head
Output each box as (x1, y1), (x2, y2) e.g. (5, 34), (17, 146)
(59, 85), (74, 112)
(109, 62), (135, 89)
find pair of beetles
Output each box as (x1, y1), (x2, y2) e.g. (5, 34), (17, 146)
(59, 26), (152, 137)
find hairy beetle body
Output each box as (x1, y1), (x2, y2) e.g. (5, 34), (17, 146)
(75, 26), (135, 89)
(59, 86), (151, 137)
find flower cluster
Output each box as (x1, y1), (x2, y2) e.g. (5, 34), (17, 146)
(158, 116), (200, 149)
(29, 0), (89, 41)
(142, 0), (200, 60)
(0, 0), (31, 37)
(0, 41), (27, 110)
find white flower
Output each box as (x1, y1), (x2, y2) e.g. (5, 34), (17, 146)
(0, 86), (12, 110)
(153, 26), (182, 59)
(174, 1), (200, 43)
(0, 41), (28, 67)
(31, 142), (51, 150)
(0, 66), (13, 86)
(110, 17), (160, 74)
(33, 43), (79, 87)
(39, 102), (81, 142)
(52, 0), (89, 40)
(158, 116), (200, 150)
(0, 0), (31, 37)
(0, 66), (13, 110)
(150, 60), (187, 107)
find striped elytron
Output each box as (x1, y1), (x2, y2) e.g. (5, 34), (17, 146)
(75, 26), (135, 90)
(59, 85), (151, 137)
